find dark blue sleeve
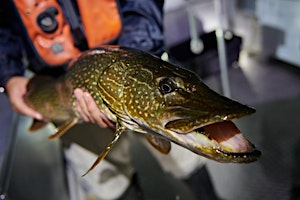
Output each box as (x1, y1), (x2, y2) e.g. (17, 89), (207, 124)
(118, 0), (165, 56)
(0, 2), (25, 89)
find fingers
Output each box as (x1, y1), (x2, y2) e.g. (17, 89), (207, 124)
(83, 93), (114, 128)
(74, 88), (115, 128)
(6, 76), (43, 120)
(74, 88), (91, 122)
(13, 98), (43, 120)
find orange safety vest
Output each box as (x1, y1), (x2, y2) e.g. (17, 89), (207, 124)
(12, 0), (122, 67)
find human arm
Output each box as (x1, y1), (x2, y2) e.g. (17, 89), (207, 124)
(118, 0), (165, 56)
(0, 4), (42, 119)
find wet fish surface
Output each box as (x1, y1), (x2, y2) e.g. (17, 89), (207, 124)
(24, 45), (261, 174)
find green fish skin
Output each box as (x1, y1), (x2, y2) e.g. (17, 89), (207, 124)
(24, 45), (261, 175)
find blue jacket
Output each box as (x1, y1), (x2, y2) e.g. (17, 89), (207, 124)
(0, 0), (164, 88)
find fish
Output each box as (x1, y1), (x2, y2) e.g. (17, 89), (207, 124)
(24, 45), (261, 175)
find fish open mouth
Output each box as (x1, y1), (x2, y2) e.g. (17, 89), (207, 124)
(170, 120), (261, 163)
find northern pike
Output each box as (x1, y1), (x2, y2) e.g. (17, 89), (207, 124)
(25, 46), (261, 175)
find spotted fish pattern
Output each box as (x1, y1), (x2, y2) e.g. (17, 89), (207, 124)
(25, 46), (261, 175)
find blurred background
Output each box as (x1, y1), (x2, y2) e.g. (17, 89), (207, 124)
(1, 0), (300, 199)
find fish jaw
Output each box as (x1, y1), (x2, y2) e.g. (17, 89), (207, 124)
(165, 120), (261, 163)
(153, 101), (260, 163)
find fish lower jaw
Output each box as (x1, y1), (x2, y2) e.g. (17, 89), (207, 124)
(211, 148), (262, 163)
(170, 121), (261, 163)
(176, 132), (261, 163)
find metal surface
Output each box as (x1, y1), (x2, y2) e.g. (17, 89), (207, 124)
(214, 0), (231, 98)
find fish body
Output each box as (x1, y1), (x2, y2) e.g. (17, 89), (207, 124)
(25, 46), (261, 174)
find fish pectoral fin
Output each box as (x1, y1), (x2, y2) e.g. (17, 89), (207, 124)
(146, 134), (171, 154)
(29, 119), (49, 132)
(82, 120), (126, 177)
(48, 118), (79, 140)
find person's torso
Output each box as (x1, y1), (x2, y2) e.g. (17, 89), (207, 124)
(12, 0), (122, 72)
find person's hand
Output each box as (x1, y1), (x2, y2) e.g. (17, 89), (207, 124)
(5, 76), (43, 120)
(74, 88), (115, 128)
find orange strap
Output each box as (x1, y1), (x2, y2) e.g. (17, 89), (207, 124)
(13, 0), (122, 67)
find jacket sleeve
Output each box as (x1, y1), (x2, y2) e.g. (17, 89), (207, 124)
(118, 0), (165, 56)
(0, 2), (25, 89)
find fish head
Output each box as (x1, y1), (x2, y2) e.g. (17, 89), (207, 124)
(121, 51), (261, 163)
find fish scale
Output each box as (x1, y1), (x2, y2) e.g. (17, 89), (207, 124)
(24, 45), (261, 175)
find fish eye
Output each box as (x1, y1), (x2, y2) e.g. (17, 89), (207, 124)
(159, 78), (175, 94)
